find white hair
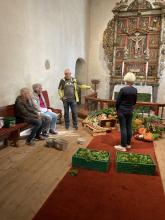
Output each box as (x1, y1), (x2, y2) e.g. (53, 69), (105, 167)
(124, 72), (136, 83)
(32, 83), (42, 91)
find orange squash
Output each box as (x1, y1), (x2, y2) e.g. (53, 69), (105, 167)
(138, 127), (147, 135)
(143, 132), (153, 142)
(134, 119), (143, 126)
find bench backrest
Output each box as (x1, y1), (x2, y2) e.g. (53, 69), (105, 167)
(0, 105), (15, 117)
(42, 90), (50, 108)
(0, 90), (50, 118)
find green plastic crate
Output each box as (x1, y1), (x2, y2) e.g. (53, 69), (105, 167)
(72, 148), (110, 172)
(4, 117), (16, 128)
(116, 152), (156, 175)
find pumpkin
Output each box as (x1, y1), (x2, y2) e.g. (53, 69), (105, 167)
(134, 118), (143, 126)
(143, 132), (153, 142)
(138, 127), (147, 135)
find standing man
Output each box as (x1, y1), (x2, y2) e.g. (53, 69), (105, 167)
(58, 68), (91, 130)
(114, 72), (137, 152)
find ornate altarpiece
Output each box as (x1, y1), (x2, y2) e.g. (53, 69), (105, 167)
(103, 0), (165, 100)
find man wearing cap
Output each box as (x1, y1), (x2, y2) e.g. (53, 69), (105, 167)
(114, 72), (137, 152)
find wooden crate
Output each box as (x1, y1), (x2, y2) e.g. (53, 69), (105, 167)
(84, 123), (110, 136)
(98, 118), (117, 128)
(72, 148), (110, 172)
(116, 152), (156, 176)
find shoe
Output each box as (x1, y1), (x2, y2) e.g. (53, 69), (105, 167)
(49, 129), (58, 134)
(65, 127), (69, 130)
(25, 140), (35, 146)
(127, 145), (131, 149)
(42, 132), (49, 138)
(74, 126), (78, 130)
(114, 145), (127, 152)
(35, 135), (46, 140)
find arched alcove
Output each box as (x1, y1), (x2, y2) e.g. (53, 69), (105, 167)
(75, 58), (87, 104)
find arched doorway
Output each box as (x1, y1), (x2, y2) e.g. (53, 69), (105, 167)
(75, 58), (87, 104)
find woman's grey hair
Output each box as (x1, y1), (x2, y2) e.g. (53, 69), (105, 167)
(32, 83), (42, 92)
(20, 87), (31, 96)
(124, 72), (136, 83)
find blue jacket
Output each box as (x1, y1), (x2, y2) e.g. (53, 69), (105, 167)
(116, 85), (137, 114)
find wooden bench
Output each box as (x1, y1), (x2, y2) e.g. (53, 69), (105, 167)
(0, 90), (62, 147)
(0, 105), (29, 147)
(42, 90), (62, 124)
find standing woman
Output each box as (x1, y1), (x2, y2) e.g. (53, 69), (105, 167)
(114, 72), (137, 152)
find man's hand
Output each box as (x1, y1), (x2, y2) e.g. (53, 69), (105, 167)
(89, 88), (95, 93)
(60, 97), (67, 101)
(37, 112), (41, 119)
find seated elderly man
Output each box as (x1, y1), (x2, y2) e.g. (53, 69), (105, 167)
(15, 88), (46, 145)
(32, 83), (58, 134)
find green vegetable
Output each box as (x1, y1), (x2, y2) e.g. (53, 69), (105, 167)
(69, 168), (78, 176)
(74, 148), (109, 162)
(117, 152), (154, 164)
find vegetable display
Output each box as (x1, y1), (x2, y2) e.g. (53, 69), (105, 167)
(132, 111), (165, 141)
(74, 148), (109, 162)
(117, 152), (154, 164)
(116, 152), (156, 175)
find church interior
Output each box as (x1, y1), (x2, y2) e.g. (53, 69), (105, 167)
(1, 0), (165, 220)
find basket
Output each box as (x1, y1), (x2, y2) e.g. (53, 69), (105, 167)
(4, 117), (16, 128)
(72, 148), (110, 172)
(46, 138), (68, 150)
(116, 152), (156, 175)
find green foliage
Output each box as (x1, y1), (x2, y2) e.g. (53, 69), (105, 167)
(88, 108), (116, 117)
(69, 168), (78, 176)
(102, 108), (116, 116)
(74, 148), (109, 162)
(143, 115), (165, 134)
(117, 152), (154, 164)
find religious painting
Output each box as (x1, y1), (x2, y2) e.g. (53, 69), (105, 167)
(150, 16), (161, 31)
(117, 19), (127, 33)
(139, 17), (149, 31)
(149, 34), (160, 47)
(116, 35), (126, 47)
(125, 62), (146, 76)
(116, 48), (124, 60)
(128, 17), (137, 32)
(149, 49), (159, 60)
(147, 63), (157, 77)
(115, 63), (122, 76)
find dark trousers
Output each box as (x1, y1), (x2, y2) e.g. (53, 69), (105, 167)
(63, 100), (78, 128)
(118, 112), (133, 148)
(26, 118), (42, 142)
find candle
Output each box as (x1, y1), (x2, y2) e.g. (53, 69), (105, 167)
(146, 61), (148, 79)
(122, 61), (125, 78)
(146, 34), (149, 48)
(125, 36), (128, 47)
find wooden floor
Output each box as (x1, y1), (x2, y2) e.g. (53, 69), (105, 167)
(0, 123), (165, 220)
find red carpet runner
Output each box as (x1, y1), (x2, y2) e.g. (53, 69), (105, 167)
(33, 130), (165, 220)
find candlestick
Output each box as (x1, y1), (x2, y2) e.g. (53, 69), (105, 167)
(145, 61), (148, 83)
(121, 61), (125, 80)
